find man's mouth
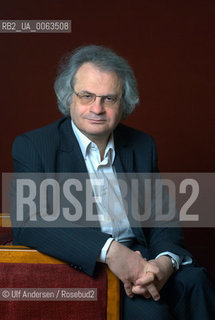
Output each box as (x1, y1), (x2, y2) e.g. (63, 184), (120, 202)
(84, 116), (106, 123)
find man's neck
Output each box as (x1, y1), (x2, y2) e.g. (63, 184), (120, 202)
(85, 134), (109, 161)
(71, 121), (111, 161)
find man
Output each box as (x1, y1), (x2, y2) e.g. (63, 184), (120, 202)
(12, 45), (215, 319)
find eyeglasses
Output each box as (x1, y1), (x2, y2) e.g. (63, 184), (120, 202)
(73, 88), (121, 106)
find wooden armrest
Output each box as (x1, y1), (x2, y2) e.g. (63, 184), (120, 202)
(0, 245), (64, 264)
(0, 245), (120, 320)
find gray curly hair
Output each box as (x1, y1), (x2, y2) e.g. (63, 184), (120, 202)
(54, 45), (139, 119)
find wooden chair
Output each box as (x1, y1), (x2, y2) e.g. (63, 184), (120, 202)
(0, 214), (120, 320)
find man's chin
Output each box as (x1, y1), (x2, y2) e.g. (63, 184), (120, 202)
(83, 129), (110, 140)
(86, 131), (108, 137)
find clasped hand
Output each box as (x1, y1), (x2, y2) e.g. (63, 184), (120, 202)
(105, 241), (173, 301)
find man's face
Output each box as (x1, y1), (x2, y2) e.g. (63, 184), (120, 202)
(70, 63), (123, 143)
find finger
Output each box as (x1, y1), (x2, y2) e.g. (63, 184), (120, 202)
(124, 281), (134, 298)
(132, 285), (151, 299)
(135, 271), (155, 286)
(145, 283), (160, 301)
(146, 264), (160, 276)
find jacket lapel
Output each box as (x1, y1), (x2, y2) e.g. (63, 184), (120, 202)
(113, 125), (134, 173)
(56, 118), (87, 173)
(56, 118), (101, 227)
(113, 125), (147, 246)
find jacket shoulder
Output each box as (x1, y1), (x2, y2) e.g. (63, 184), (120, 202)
(12, 117), (69, 171)
(115, 123), (158, 172)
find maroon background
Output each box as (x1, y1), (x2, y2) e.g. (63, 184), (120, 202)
(0, 1), (215, 278)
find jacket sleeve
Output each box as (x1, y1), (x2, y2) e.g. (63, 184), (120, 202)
(11, 134), (111, 276)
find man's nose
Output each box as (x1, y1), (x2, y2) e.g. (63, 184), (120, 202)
(89, 97), (105, 114)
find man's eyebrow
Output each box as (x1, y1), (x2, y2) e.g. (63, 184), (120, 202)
(79, 90), (118, 96)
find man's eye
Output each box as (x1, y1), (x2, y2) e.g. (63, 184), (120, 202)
(82, 94), (92, 99)
(104, 96), (116, 102)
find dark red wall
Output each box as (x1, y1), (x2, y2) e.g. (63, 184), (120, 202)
(1, 1), (215, 276)
(1, 0), (214, 173)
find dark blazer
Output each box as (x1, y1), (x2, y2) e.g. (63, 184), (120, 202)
(11, 117), (191, 276)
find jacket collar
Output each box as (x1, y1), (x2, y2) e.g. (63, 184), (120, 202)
(57, 117), (87, 173)
(113, 124), (134, 173)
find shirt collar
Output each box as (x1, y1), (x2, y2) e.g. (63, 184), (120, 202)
(71, 120), (115, 164)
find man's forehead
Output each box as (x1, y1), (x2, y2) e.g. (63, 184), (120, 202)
(74, 62), (122, 89)
(76, 62), (117, 76)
